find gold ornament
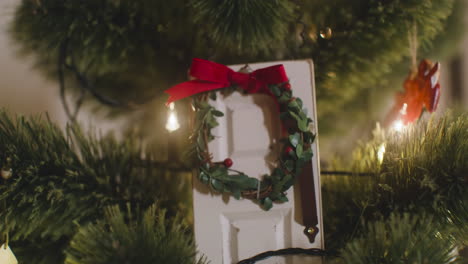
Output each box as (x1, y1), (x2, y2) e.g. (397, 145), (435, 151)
(319, 27), (333, 39)
(1, 168), (12, 180)
(327, 72), (337, 78)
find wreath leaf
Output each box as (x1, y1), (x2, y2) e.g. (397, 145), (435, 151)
(296, 144), (303, 158)
(289, 132), (300, 147)
(284, 160), (294, 171)
(288, 100), (300, 110)
(211, 178), (224, 192)
(302, 149), (313, 160)
(212, 110), (224, 117)
(232, 189), (241, 200)
(270, 85), (281, 96)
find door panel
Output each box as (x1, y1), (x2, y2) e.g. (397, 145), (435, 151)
(220, 208), (292, 263)
(213, 93), (280, 178)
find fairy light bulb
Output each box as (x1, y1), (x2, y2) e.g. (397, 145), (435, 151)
(165, 102), (180, 132)
(391, 103), (408, 133)
(392, 119), (405, 133)
(399, 103), (408, 116)
(377, 143), (386, 164)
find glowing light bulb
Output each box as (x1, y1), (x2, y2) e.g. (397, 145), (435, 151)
(377, 143), (386, 164)
(392, 119), (406, 133)
(165, 102), (180, 132)
(399, 103), (408, 115)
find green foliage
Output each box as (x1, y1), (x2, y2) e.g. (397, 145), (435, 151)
(190, 85), (315, 209)
(9, 0), (463, 145)
(322, 111), (468, 252)
(440, 191), (468, 247)
(11, 0), (196, 104)
(0, 109), (466, 262)
(191, 0), (296, 54)
(0, 110), (191, 264)
(338, 213), (458, 264)
(65, 205), (207, 264)
(380, 112), (465, 203)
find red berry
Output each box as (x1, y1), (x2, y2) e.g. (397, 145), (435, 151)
(284, 83), (291, 90)
(223, 158), (233, 168)
(285, 146), (294, 155)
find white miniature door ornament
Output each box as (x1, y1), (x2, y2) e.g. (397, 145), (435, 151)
(0, 243), (18, 264)
(1, 176), (18, 264)
(1, 228), (17, 264)
(166, 58), (323, 263)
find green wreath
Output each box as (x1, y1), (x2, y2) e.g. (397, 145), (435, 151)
(190, 82), (315, 210)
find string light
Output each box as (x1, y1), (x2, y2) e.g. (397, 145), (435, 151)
(377, 143), (386, 164)
(165, 102), (180, 132)
(392, 119), (405, 133)
(399, 103), (408, 116)
(391, 103), (408, 133)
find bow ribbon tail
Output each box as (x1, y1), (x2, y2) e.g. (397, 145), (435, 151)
(165, 80), (224, 105)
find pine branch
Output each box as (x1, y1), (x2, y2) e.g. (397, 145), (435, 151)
(338, 213), (459, 264)
(65, 204), (207, 264)
(322, 111), (468, 252)
(0, 110), (191, 264)
(190, 0), (296, 55)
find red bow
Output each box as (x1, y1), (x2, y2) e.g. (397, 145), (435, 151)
(165, 58), (288, 105)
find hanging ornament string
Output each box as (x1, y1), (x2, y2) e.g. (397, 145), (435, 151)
(165, 58), (316, 210)
(408, 23), (419, 72)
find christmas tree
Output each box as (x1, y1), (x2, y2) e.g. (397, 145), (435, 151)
(10, 0), (465, 146)
(0, 0), (466, 263)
